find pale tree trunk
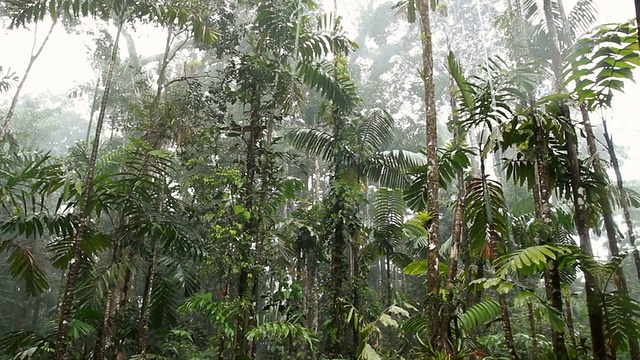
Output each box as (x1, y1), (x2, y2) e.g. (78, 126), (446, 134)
(0, 20), (57, 139)
(602, 117), (640, 283)
(542, 1), (607, 358)
(417, 0), (444, 350)
(85, 78), (101, 146)
(54, 21), (124, 360)
(581, 106), (640, 360)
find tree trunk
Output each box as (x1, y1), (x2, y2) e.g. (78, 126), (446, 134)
(85, 78), (101, 146)
(31, 294), (41, 329)
(581, 106), (640, 359)
(417, 0), (444, 350)
(531, 104), (569, 359)
(565, 291), (577, 349)
(480, 158), (519, 360)
(138, 245), (157, 360)
(635, 0), (640, 43)
(94, 289), (113, 360)
(602, 117), (640, 283)
(528, 302), (538, 358)
(0, 20), (57, 139)
(54, 21), (123, 360)
(542, 1), (608, 358)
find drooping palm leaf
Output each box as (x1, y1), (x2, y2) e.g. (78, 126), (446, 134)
(286, 128), (335, 162)
(355, 108), (395, 158)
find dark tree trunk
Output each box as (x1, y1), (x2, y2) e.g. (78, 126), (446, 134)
(581, 106), (640, 359)
(531, 105), (569, 359)
(565, 292), (577, 349)
(138, 245), (157, 359)
(31, 295), (41, 329)
(602, 118), (640, 283)
(54, 22), (123, 360)
(542, 1), (608, 358)
(528, 302), (538, 358)
(234, 83), (263, 358)
(635, 0), (640, 43)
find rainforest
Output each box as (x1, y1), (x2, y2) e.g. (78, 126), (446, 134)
(1, 0), (640, 359)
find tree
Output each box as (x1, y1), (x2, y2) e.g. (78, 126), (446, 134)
(392, 0), (443, 350)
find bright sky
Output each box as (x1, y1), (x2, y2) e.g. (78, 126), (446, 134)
(0, 0), (639, 181)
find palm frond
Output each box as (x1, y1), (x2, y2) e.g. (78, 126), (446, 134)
(355, 108), (395, 157)
(363, 150), (426, 189)
(0, 239), (49, 296)
(567, 0), (598, 37)
(496, 244), (563, 278)
(604, 291), (640, 348)
(458, 300), (501, 332)
(296, 60), (359, 112)
(286, 128), (335, 162)
(246, 321), (317, 351)
(0, 66), (18, 94)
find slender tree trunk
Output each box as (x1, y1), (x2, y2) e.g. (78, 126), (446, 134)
(417, 0), (444, 350)
(95, 240), (115, 360)
(581, 106), (640, 359)
(531, 104), (569, 359)
(386, 254), (392, 306)
(18, 292), (28, 331)
(54, 22), (124, 360)
(138, 245), (157, 360)
(31, 294), (41, 329)
(602, 118), (640, 282)
(0, 20), (57, 139)
(564, 291), (577, 349)
(528, 302), (538, 358)
(154, 27), (173, 103)
(635, 0), (640, 44)
(479, 158), (519, 360)
(85, 78), (101, 146)
(94, 289), (113, 360)
(542, 1), (608, 358)
(234, 82), (262, 358)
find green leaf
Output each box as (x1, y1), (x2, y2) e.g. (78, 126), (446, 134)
(458, 300), (501, 332)
(403, 260), (428, 275)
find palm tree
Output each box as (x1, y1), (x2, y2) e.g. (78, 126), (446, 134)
(288, 107), (424, 356)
